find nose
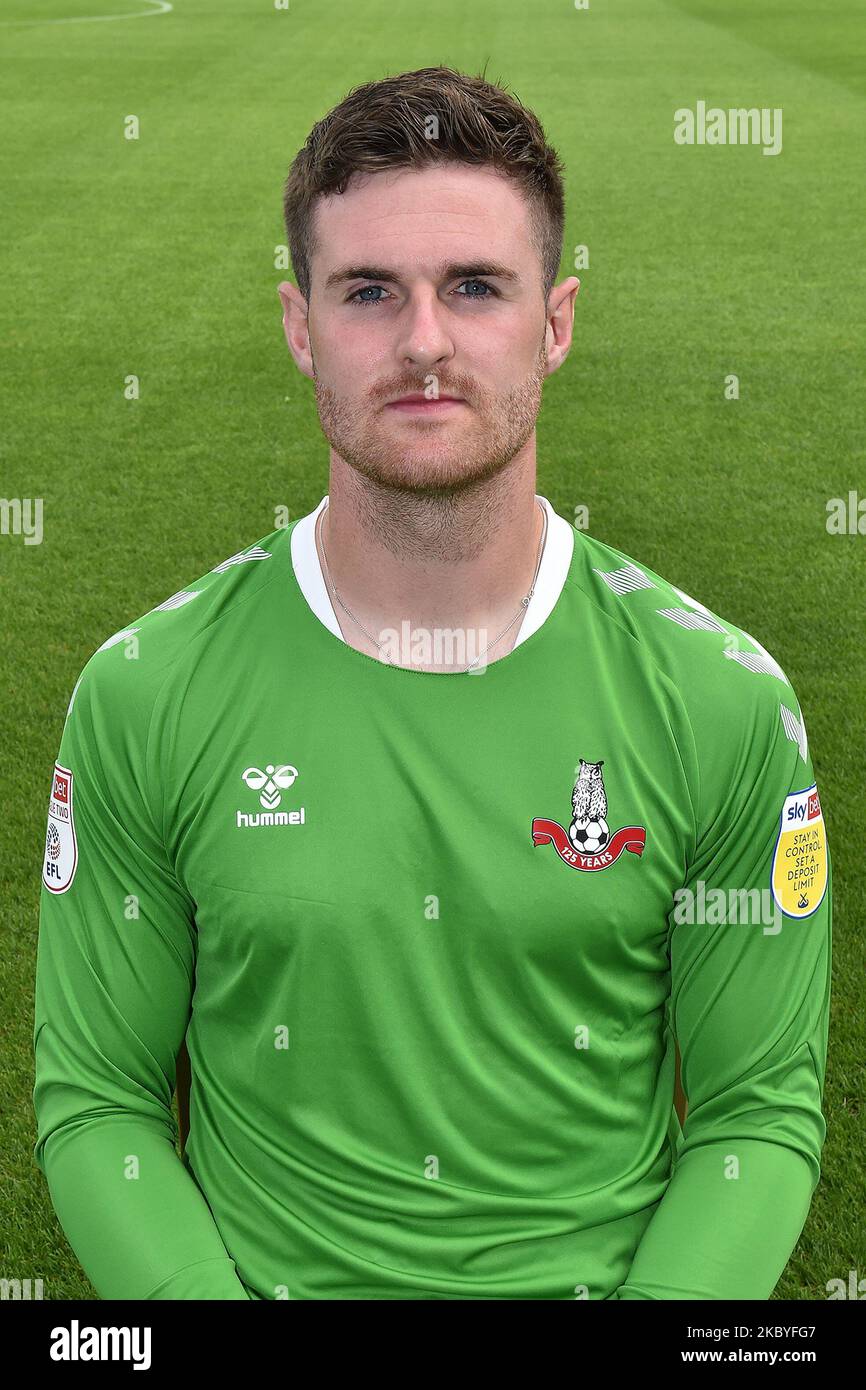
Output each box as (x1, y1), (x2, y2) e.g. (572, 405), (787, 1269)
(394, 286), (455, 370)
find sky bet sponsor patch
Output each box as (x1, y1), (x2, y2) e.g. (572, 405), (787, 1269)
(42, 763), (78, 894)
(771, 784), (827, 918)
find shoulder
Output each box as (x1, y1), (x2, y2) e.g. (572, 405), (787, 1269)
(564, 525), (806, 759)
(61, 526), (290, 734)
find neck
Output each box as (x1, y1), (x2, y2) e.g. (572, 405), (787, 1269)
(318, 452), (545, 671)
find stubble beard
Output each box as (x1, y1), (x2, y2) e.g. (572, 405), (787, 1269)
(312, 340), (548, 496)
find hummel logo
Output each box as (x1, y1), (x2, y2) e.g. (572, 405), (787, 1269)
(236, 764), (305, 830)
(242, 764), (299, 810)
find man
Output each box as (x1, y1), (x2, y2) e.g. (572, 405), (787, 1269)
(34, 66), (831, 1300)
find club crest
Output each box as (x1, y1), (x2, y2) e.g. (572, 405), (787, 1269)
(532, 759), (647, 872)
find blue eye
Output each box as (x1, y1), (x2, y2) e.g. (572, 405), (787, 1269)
(349, 285), (389, 307)
(347, 279), (498, 308)
(456, 279), (495, 299)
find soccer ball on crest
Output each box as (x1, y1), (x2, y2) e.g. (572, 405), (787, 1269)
(568, 816), (610, 854)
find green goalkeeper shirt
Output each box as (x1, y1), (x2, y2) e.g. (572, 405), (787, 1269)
(33, 495), (831, 1300)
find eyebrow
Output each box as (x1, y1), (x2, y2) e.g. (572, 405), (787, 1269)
(323, 261), (521, 291)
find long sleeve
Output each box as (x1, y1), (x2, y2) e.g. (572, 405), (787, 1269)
(615, 685), (832, 1300)
(33, 649), (250, 1300)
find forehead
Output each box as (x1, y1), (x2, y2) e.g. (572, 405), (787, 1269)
(310, 163), (537, 274)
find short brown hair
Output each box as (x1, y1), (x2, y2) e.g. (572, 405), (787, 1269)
(282, 66), (566, 302)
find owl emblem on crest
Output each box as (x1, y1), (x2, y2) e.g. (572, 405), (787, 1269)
(569, 759), (610, 854)
(532, 757), (647, 872)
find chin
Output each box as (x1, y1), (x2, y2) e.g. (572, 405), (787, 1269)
(329, 414), (522, 491)
(343, 446), (517, 494)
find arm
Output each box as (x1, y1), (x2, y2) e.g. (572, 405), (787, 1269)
(616, 689), (831, 1300)
(33, 653), (249, 1300)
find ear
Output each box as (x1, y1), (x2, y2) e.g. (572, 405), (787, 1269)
(277, 279), (315, 382)
(598, 760), (604, 767)
(579, 758), (586, 768)
(544, 275), (580, 377)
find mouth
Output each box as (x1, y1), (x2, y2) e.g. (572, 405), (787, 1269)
(384, 393), (467, 414)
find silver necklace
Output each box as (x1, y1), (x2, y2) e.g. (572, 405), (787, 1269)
(316, 498), (548, 673)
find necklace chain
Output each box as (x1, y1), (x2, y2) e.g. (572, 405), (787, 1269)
(315, 498), (548, 673)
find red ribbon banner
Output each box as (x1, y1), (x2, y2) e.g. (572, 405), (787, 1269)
(531, 818), (647, 872)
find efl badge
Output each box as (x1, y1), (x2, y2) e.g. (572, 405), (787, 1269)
(532, 759), (647, 872)
(771, 784), (827, 918)
(42, 762), (78, 894)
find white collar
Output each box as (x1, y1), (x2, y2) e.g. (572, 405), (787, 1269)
(290, 493), (574, 649)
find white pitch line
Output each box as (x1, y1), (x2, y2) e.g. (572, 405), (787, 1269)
(1, 0), (172, 24)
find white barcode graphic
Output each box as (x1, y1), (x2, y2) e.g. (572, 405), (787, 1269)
(780, 703), (808, 763)
(725, 649), (789, 682)
(657, 606), (727, 633)
(152, 590), (202, 612)
(212, 547), (272, 573)
(593, 562), (655, 595)
(96, 627), (141, 652)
